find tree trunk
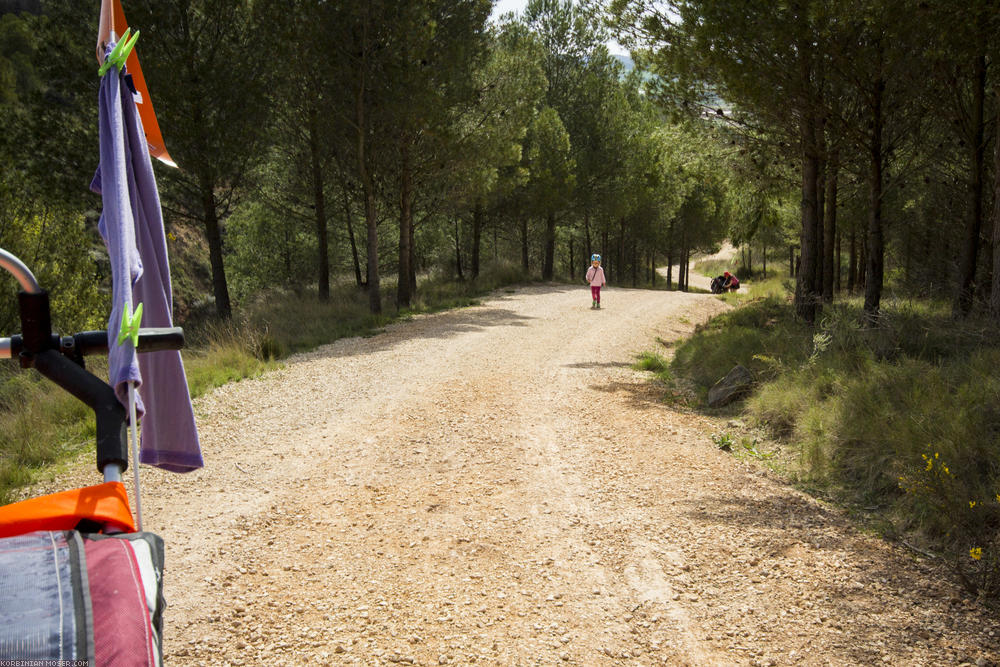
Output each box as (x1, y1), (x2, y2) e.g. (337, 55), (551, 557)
(991, 87), (1000, 321)
(471, 198), (483, 280)
(568, 238), (574, 281)
(835, 227), (842, 292)
(789, 245), (795, 278)
(683, 244), (690, 291)
(816, 149), (826, 301)
(848, 228), (857, 292)
(614, 217), (625, 284)
(823, 149), (838, 303)
(666, 223), (674, 289)
(815, 58), (827, 302)
(542, 212), (556, 280)
(601, 228), (609, 279)
(680, 225), (689, 291)
(954, 51), (987, 318)
(863, 66), (886, 326)
(397, 138), (414, 307)
(520, 217), (529, 271)
(356, 15), (380, 314)
(454, 218), (464, 281)
(904, 209), (913, 286)
(796, 119), (821, 324)
(363, 178), (380, 314)
(358, 92), (380, 314)
(493, 218), (499, 262)
(679, 248), (685, 290)
(408, 219), (416, 297)
(283, 227), (292, 283)
(309, 111), (329, 302)
(200, 177), (231, 319)
(340, 181), (363, 288)
(858, 225), (867, 291)
(584, 212), (592, 260)
(631, 237), (638, 287)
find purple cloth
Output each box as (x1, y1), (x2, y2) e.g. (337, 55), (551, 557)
(91, 49), (203, 472)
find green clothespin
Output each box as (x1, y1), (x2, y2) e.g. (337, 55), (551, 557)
(98, 27), (140, 77)
(117, 301), (143, 348)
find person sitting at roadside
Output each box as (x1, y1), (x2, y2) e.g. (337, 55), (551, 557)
(723, 271), (740, 292)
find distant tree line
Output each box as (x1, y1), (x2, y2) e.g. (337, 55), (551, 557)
(611, 0), (1000, 324)
(0, 0), (744, 329)
(11, 0), (995, 330)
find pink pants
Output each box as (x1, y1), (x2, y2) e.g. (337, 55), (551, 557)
(591, 286), (601, 302)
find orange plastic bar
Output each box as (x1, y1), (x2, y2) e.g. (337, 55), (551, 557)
(96, 0), (176, 167)
(0, 482), (136, 537)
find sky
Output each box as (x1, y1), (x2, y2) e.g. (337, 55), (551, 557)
(488, 0), (628, 56)
(490, 0), (529, 20)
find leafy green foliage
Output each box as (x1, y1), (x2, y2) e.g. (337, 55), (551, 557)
(0, 180), (107, 334)
(710, 431), (733, 451)
(526, 107), (576, 215)
(672, 289), (1000, 597)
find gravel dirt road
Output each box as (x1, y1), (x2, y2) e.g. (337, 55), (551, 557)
(55, 283), (1000, 665)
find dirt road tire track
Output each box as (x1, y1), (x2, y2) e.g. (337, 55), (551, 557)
(36, 284), (999, 665)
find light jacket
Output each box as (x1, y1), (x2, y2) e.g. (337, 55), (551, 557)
(586, 265), (606, 287)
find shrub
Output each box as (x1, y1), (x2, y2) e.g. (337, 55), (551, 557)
(672, 296), (811, 390)
(898, 445), (1000, 598)
(673, 291), (1000, 599)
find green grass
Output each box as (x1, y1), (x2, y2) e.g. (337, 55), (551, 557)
(662, 284), (1000, 596)
(243, 291), (389, 357)
(671, 294), (813, 389)
(634, 351), (670, 376)
(0, 370), (94, 503)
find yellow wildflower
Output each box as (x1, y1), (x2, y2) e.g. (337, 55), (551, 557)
(970, 501), (977, 509)
(970, 547), (982, 561)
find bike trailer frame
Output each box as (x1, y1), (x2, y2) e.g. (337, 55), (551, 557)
(0, 248), (181, 665)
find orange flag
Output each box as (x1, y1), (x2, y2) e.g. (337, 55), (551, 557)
(97, 0), (176, 168)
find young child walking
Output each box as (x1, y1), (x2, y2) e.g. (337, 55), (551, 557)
(585, 254), (606, 309)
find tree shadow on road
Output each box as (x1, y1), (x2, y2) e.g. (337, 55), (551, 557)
(668, 491), (1000, 660)
(284, 299), (539, 366)
(587, 378), (682, 412)
(563, 362), (632, 370)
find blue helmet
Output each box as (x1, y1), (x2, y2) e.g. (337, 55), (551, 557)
(591, 254), (601, 262)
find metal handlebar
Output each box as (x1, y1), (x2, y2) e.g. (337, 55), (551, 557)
(0, 248), (185, 481)
(0, 248), (42, 295)
(0, 327), (186, 361)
